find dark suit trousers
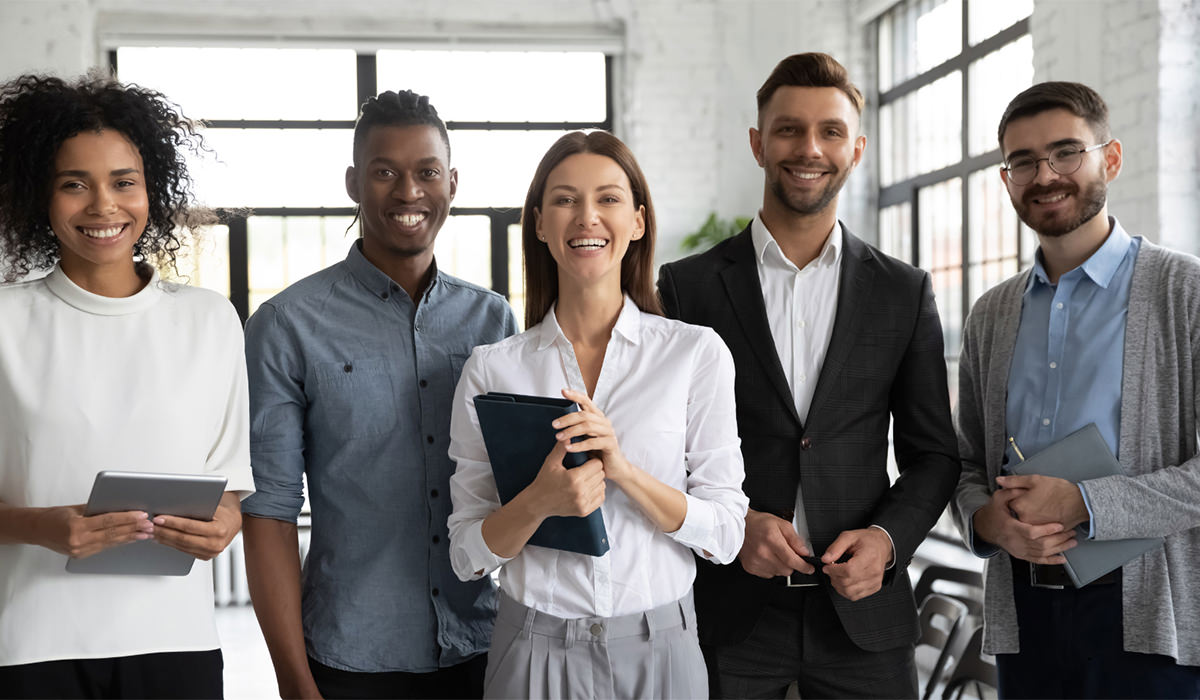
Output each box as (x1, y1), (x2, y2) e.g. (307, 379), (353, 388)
(998, 558), (1200, 699)
(705, 585), (917, 699)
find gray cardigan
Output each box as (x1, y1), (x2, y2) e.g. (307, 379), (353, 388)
(952, 236), (1200, 665)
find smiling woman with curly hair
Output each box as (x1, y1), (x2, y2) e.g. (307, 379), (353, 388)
(0, 72), (253, 699)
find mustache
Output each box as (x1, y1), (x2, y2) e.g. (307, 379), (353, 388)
(1023, 182), (1077, 202)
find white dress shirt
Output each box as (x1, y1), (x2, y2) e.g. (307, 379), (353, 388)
(448, 296), (748, 619)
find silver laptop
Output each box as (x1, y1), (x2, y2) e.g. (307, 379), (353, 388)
(65, 471), (227, 576)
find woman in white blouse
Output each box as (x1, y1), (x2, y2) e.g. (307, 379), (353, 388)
(447, 130), (749, 699)
(0, 74), (251, 698)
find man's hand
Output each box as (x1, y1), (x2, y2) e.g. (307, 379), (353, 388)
(738, 509), (814, 578)
(153, 492), (242, 561)
(821, 528), (892, 601)
(973, 486), (1077, 564)
(29, 505), (153, 558)
(996, 474), (1089, 529)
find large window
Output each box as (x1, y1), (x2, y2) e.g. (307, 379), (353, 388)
(875, 0), (1036, 546)
(876, 0), (1036, 404)
(113, 47), (612, 324)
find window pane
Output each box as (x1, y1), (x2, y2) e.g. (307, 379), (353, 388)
(918, 178), (963, 358)
(435, 215), (491, 288)
(247, 216), (355, 315)
(968, 0), (1032, 45)
(188, 129), (353, 208)
(967, 35), (1033, 156)
(167, 224), (230, 298)
(116, 47), (357, 120)
(879, 0), (962, 90)
(967, 168), (1019, 303)
(879, 202), (912, 263)
(881, 71), (961, 185)
(450, 130), (569, 208)
(377, 51), (606, 123)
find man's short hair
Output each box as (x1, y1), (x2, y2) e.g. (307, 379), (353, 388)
(353, 89), (450, 164)
(997, 81), (1110, 149)
(756, 53), (864, 121)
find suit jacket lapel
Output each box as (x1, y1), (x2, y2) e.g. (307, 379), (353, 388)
(719, 227), (803, 427)
(807, 226), (876, 422)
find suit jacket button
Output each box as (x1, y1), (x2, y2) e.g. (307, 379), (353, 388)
(800, 437), (812, 450)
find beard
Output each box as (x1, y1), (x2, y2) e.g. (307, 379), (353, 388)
(1012, 173), (1108, 238)
(767, 160), (852, 217)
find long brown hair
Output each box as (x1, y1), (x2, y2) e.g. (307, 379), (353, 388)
(521, 130), (662, 329)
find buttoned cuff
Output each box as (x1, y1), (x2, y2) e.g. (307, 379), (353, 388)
(869, 524), (897, 570)
(1077, 484), (1096, 539)
(667, 492), (714, 557)
(460, 519), (513, 579)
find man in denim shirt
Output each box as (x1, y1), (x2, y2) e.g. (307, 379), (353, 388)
(241, 90), (518, 699)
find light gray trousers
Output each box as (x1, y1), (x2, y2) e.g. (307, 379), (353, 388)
(483, 590), (708, 699)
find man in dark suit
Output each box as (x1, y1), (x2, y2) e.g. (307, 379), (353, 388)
(658, 52), (960, 699)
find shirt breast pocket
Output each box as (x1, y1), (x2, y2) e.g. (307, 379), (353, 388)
(310, 358), (399, 439)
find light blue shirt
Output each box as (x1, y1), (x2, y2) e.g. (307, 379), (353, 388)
(1005, 217), (1140, 538)
(241, 240), (518, 672)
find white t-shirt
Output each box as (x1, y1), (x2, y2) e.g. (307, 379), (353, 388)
(447, 296), (748, 619)
(0, 265), (254, 666)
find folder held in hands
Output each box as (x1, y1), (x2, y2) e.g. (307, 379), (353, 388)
(1009, 423), (1162, 587)
(472, 392), (610, 557)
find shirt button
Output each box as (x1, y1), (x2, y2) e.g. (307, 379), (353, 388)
(432, 588), (439, 597)
(1042, 418), (1051, 426)
(432, 535), (440, 544)
(419, 379), (428, 388)
(381, 292), (389, 300)
(1049, 362), (1057, 369)
(798, 320), (806, 328)
(391, 284), (400, 292)
(343, 364), (353, 373)
(1056, 302), (1064, 309)
(426, 435), (435, 444)
(430, 489), (439, 498)
(589, 623), (603, 637)
(800, 437), (813, 450)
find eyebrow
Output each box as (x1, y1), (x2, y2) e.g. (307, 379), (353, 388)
(1005, 138), (1086, 160)
(771, 116), (849, 129)
(548, 183), (628, 193)
(367, 156), (444, 167)
(54, 168), (142, 178)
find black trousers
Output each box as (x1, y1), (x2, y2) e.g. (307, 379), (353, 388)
(998, 558), (1200, 699)
(705, 585), (918, 699)
(0, 649), (223, 699)
(308, 653), (487, 700)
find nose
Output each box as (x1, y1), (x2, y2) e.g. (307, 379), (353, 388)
(1031, 158), (1061, 186)
(576, 200), (599, 228)
(795, 129), (822, 160)
(392, 172), (422, 201)
(86, 184), (119, 214)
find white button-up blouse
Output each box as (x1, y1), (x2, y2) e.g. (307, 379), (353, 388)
(448, 296), (748, 619)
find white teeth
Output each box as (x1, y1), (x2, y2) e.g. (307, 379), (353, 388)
(1038, 193), (1068, 203)
(390, 213), (426, 227)
(786, 168), (823, 180)
(79, 225), (123, 239)
(568, 238), (608, 249)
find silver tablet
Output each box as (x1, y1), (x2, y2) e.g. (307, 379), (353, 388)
(65, 470), (228, 576)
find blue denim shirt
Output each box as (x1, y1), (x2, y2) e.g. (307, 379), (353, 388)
(242, 240), (518, 673)
(1006, 218), (1140, 537)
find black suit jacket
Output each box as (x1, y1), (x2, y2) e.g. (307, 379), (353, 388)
(658, 223), (960, 652)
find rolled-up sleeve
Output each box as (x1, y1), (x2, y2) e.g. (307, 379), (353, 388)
(447, 350), (514, 580)
(240, 303), (307, 523)
(667, 328), (748, 564)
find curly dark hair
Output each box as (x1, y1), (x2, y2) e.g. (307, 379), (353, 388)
(0, 71), (206, 282)
(352, 89), (450, 166)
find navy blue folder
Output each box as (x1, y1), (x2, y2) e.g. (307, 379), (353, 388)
(472, 392), (610, 557)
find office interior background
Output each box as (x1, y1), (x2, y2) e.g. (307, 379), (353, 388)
(2, 0), (1198, 695)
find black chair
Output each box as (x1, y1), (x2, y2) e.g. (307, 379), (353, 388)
(941, 624), (997, 700)
(916, 593), (970, 700)
(913, 564), (984, 618)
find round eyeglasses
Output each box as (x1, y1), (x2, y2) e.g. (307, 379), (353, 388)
(1001, 140), (1113, 186)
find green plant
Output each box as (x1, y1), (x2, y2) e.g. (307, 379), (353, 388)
(680, 212), (752, 252)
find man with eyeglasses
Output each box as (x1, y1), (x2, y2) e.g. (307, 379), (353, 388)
(952, 81), (1200, 697)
